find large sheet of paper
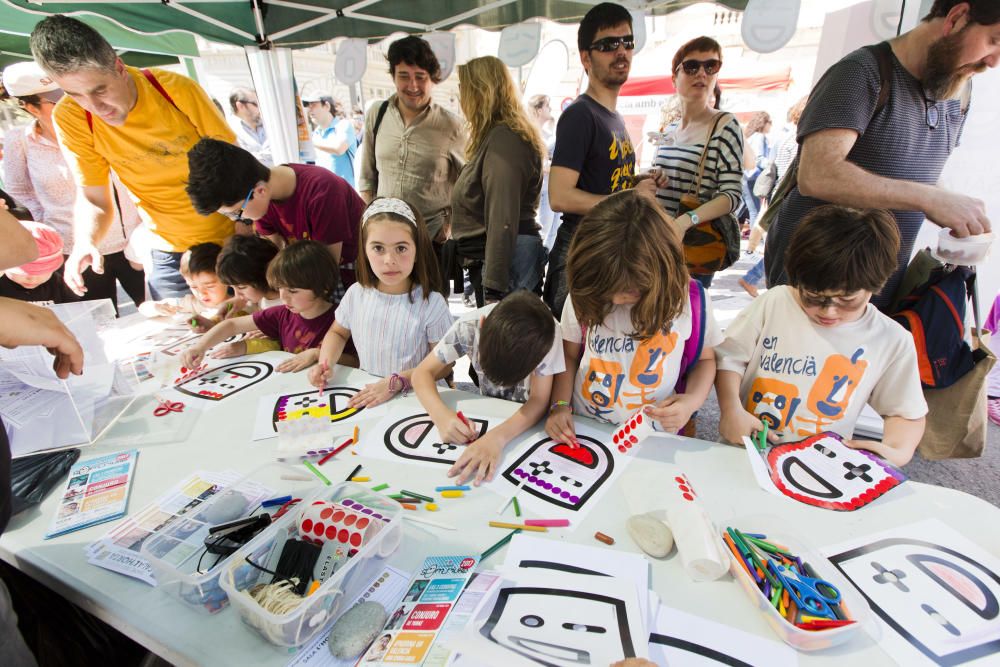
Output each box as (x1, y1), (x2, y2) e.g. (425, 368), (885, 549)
(648, 605), (797, 667)
(355, 411), (497, 469)
(250, 384), (387, 442)
(484, 421), (640, 524)
(823, 519), (1000, 667)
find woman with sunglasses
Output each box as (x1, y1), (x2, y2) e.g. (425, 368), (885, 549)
(651, 36), (744, 288)
(1, 61), (145, 312)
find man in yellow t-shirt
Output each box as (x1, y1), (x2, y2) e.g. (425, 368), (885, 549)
(30, 14), (239, 299)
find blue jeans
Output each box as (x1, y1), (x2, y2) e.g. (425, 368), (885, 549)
(148, 249), (189, 300)
(742, 177), (761, 226)
(509, 234), (547, 294)
(744, 257), (766, 287)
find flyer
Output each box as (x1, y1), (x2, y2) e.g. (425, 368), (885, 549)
(45, 449), (138, 539)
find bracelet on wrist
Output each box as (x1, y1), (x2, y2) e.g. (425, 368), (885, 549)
(388, 372), (411, 395)
(550, 400), (572, 414)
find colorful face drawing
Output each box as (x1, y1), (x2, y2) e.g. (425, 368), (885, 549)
(765, 432), (906, 511)
(383, 413), (488, 465)
(807, 348), (867, 419)
(271, 386), (363, 432)
(502, 436), (614, 511)
(480, 588), (637, 666)
(174, 361), (273, 400)
(747, 377), (801, 431)
(830, 538), (1000, 665)
(582, 358), (624, 415)
(628, 330), (678, 389)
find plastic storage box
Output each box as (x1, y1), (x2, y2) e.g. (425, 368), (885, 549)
(935, 229), (993, 265)
(724, 517), (877, 651)
(141, 463), (319, 613)
(218, 482), (403, 647)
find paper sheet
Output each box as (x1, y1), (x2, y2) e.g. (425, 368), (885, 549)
(251, 385), (388, 442)
(823, 519), (1000, 667)
(355, 411), (496, 469)
(648, 605), (797, 667)
(286, 566), (412, 667)
(483, 421), (638, 524)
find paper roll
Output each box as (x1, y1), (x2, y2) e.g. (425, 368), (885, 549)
(666, 502), (729, 582)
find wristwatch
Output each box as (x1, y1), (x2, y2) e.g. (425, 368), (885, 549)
(687, 211), (700, 226)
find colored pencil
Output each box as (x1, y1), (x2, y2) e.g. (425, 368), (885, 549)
(481, 529), (521, 560)
(344, 464), (362, 482)
(302, 460), (331, 486)
(400, 489), (434, 502)
(488, 521), (547, 533)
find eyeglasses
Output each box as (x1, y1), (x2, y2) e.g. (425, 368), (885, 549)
(797, 288), (868, 311)
(240, 100), (258, 107)
(224, 185), (255, 222)
(925, 98), (939, 130)
(588, 34), (635, 53)
(678, 59), (722, 76)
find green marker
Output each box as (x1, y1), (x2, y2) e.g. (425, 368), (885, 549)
(512, 497), (521, 518)
(303, 460), (331, 486)
(758, 421), (769, 451)
(480, 529), (521, 560)
(372, 483), (389, 492)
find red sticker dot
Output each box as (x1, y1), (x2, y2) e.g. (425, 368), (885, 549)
(679, 484), (690, 493)
(613, 433), (620, 443)
(320, 507), (333, 520)
(312, 500), (324, 506)
(636, 414), (643, 424)
(357, 518), (370, 530)
(682, 493), (694, 501)
(313, 522), (325, 537)
(301, 519), (313, 533)
(618, 445), (627, 453)
(625, 424), (632, 434)
(350, 532), (362, 547)
(326, 525), (337, 540)
(344, 514), (357, 526)
(338, 528), (349, 543)
(675, 476), (685, 484)
(332, 510), (345, 522)
(629, 435), (638, 443)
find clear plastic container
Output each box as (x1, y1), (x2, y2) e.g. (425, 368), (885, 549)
(140, 463), (319, 613)
(218, 482), (403, 647)
(722, 515), (878, 651)
(935, 229), (993, 265)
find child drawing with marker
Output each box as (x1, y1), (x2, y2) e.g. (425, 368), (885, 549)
(210, 234), (283, 358)
(412, 290), (564, 484)
(307, 198), (453, 407)
(180, 240), (338, 373)
(715, 206), (926, 466)
(546, 190), (721, 442)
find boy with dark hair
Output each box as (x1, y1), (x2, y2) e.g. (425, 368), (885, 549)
(186, 137), (365, 302)
(139, 242), (230, 326)
(412, 291), (564, 485)
(716, 205), (927, 467)
(215, 234), (280, 309)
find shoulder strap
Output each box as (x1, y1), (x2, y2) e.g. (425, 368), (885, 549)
(372, 100), (390, 148)
(864, 41), (894, 116)
(674, 279), (706, 394)
(687, 112), (727, 196)
(86, 68), (180, 133)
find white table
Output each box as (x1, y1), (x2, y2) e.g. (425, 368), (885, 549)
(2, 359), (999, 667)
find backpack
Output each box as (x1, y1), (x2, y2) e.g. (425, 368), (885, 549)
(757, 41), (895, 232)
(891, 265), (977, 389)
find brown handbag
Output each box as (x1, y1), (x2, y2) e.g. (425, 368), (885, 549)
(680, 113), (741, 275)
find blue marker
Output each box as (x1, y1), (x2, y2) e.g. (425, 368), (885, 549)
(435, 485), (471, 492)
(261, 495), (293, 508)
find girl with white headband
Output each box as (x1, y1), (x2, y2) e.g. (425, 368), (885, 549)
(308, 198), (454, 406)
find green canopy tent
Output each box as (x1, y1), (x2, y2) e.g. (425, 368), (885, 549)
(0, 4), (198, 70)
(2, 0), (748, 48)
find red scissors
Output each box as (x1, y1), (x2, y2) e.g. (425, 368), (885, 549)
(154, 398), (185, 417)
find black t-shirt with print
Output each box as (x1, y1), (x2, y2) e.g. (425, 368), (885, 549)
(551, 94), (636, 232)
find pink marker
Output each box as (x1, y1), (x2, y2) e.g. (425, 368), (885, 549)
(524, 519), (571, 528)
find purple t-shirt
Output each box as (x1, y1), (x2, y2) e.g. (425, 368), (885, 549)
(252, 304), (336, 353)
(255, 164), (365, 286)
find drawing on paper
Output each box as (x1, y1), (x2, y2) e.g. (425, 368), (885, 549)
(480, 588), (637, 666)
(501, 435), (614, 512)
(764, 432), (906, 511)
(382, 413), (488, 465)
(829, 537), (1000, 666)
(270, 386), (364, 433)
(174, 361), (274, 400)
(648, 633), (754, 667)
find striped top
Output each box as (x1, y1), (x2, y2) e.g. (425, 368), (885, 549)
(334, 283), (453, 377)
(652, 114), (744, 217)
(765, 44), (967, 309)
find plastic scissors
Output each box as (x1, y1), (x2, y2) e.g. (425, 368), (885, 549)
(154, 398), (185, 417)
(770, 560), (841, 619)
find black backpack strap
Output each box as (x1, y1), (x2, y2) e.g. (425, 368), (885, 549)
(865, 41), (894, 116)
(372, 100), (390, 148)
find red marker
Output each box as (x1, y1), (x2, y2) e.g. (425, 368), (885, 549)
(456, 411), (475, 444)
(318, 437), (354, 465)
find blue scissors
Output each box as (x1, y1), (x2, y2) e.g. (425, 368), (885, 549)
(769, 560), (841, 619)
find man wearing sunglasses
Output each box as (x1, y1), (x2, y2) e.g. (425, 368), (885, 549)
(229, 87), (272, 167)
(543, 2), (664, 317)
(764, 0), (999, 311)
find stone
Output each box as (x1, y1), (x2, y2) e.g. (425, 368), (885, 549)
(627, 513), (674, 558)
(202, 491), (248, 524)
(327, 601), (388, 659)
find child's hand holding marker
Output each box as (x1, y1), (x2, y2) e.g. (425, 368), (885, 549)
(720, 404), (779, 447)
(188, 314), (214, 333)
(544, 401), (579, 448)
(448, 431), (504, 485)
(431, 409), (477, 447)
(180, 344), (207, 371)
(308, 360), (331, 390)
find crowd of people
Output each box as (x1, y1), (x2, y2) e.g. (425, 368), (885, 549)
(0, 0), (996, 663)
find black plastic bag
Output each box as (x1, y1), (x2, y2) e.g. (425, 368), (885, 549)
(11, 448), (80, 516)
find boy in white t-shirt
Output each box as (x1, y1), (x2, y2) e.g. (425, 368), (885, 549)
(716, 205), (927, 467)
(412, 291), (564, 485)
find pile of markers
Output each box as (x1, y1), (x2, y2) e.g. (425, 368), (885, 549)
(722, 527), (855, 631)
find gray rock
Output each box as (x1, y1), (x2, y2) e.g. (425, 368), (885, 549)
(627, 514), (674, 558)
(202, 492), (247, 524)
(328, 601), (388, 659)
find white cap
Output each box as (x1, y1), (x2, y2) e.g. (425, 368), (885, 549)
(2, 61), (61, 98)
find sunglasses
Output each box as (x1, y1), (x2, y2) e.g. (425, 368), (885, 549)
(588, 34), (635, 53)
(678, 58), (722, 76)
(924, 98), (939, 130)
(797, 288), (868, 311)
(224, 185), (256, 222)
